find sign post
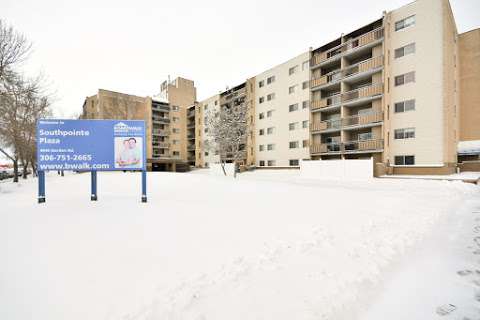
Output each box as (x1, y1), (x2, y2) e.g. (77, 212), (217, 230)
(36, 119), (147, 203)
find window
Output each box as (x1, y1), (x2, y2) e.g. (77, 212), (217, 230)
(267, 144), (275, 151)
(172, 139), (179, 145)
(394, 128), (416, 139)
(289, 141), (299, 149)
(259, 145), (264, 151)
(173, 151), (180, 156)
(204, 104), (208, 110)
(259, 112), (264, 119)
(289, 65), (299, 75)
(172, 128), (180, 133)
(259, 129), (264, 135)
(259, 80), (264, 88)
(302, 120), (309, 129)
(289, 159), (299, 166)
(204, 152), (209, 156)
(289, 122), (298, 131)
(267, 76), (275, 84)
(302, 60), (309, 71)
(267, 127), (274, 134)
(172, 105), (179, 111)
(302, 81), (309, 89)
(289, 103), (299, 112)
(395, 71), (415, 86)
(395, 15), (415, 32)
(267, 160), (276, 166)
(204, 128), (209, 133)
(267, 93), (275, 101)
(394, 99), (416, 113)
(214, 100), (218, 105)
(288, 85), (298, 94)
(394, 43), (416, 58)
(259, 160), (265, 166)
(302, 140), (309, 148)
(173, 116), (180, 122)
(302, 100), (309, 109)
(394, 155), (415, 165)
(358, 132), (373, 141)
(267, 110), (273, 117)
(259, 97), (265, 104)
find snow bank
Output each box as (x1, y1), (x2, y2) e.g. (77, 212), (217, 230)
(208, 163), (235, 176)
(458, 140), (480, 155)
(300, 158), (373, 180)
(0, 171), (479, 320)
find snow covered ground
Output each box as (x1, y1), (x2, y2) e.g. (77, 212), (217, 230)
(1, 170), (479, 320)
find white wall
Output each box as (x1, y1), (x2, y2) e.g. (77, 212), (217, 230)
(255, 51), (311, 167)
(300, 159), (373, 180)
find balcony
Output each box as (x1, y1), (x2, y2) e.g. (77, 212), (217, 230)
(152, 104), (170, 112)
(342, 112), (383, 129)
(311, 27), (384, 68)
(342, 83), (383, 105)
(187, 110), (195, 118)
(187, 134), (195, 140)
(311, 93), (341, 111)
(310, 118), (342, 132)
(310, 139), (383, 154)
(152, 142), (170, 148)
(187, 123), (195, 129)
(152, 129), (168, 136)
(187, 144), (196, 151)
(152, 116), (170, 124)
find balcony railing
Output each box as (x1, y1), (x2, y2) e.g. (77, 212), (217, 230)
(311, 27), (384, 68)
(310, 139), (384, 154)
(152, 116), (170, 124)
(152, 129), (168, 136)
(187, 144), (196, 151)
(342, 83), (383, 103)
(152, 104), (170, 112)
(311, 93), (342, 111)
(342, 111), (383, 127)
(311, 55), (384, 89)
(152, 142), (170, 148)
(310, 118), (342, 132)
(187, 110), (195, 117)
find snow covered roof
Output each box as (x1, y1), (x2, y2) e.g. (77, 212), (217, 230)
(458, 140), (480, 155)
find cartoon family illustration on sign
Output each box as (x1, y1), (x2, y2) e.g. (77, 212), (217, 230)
(114, 137), (143, 169)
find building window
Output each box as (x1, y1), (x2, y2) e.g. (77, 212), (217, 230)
(214, 100), (218, 105)
(267, 93), (275, 101)
(358, 132), (373, 141)
(259, 129), (264, 135)
(394, 155), (415, 165)
(172, 139), (179, 145)
(172, 128), (180, 133)
(289, 122), (298, 131)
(394, 43), (416, 59)
(205, 152), (209, 156)
(259, 145), (264, 151)
(259, 80), (264, 88)
(267, 127), (274, 134)
(267, 144), (275, 151)
(289, 159), (299, 166)
(289, 103), (299, 112)
(394, 128), (415, 139)
(302, 100), (309, 109)
(173, 151), (180, 156)
(394, 99), (416, 113)
(267, 110), (273, 117)
(302, 60), (309, 71)
(288, 85), (298, 94)
(267, 160), (276, 166)
(172, 105), (179, 111)
(259, 97), (265, 104)
(302, 81), (309, 89)
(173, 116), (180, 122)
(259, 160), (265, 166)
(289, 65), (299, 75)
(267, 76), (275, 84)
(395, 15), (416, 31)
(302, 120), (309, 129)
(302, 140), (309, 148)
(204, 128), (209, 133)
(394, 71), (415, 86)
(289, 141), (299, 149)
(259, 112), (264, 119)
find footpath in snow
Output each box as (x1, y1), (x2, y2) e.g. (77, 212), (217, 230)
(0, 170), (479, 320)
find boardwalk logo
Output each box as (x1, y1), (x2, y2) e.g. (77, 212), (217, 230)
(114, 122), (142, 136)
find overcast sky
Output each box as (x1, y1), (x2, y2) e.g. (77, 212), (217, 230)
(3, 0), (479, 118)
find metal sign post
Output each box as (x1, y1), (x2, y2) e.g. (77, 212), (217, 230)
(91, 171), (98, 201)
(38, 170), (46, 203)
(141, 170), (147, 203)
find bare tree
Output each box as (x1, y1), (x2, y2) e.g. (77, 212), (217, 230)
(0, 19), (31, 83)
(205, 101), (249, 178)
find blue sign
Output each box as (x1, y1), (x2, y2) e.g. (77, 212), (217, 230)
(37, 119), (146, 171)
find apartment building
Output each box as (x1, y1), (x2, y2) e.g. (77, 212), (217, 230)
(255, 52), (311, 167)
(309, 0), (469, 175)
(195, 94), (221, 167)
(186, 104), (196, 166)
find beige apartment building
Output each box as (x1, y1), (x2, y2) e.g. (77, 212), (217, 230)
(81, 77), (197, 172)
(309, 0), (478, 175)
